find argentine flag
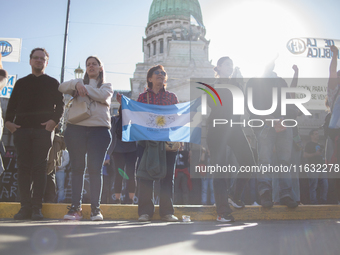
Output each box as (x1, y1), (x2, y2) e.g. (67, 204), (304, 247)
(121, 95), (201, 144)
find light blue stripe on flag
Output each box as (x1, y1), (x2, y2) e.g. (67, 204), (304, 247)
(121, 95), (201, 144)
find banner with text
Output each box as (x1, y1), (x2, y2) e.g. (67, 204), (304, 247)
(287, 38), (340, 59)
(0, 38), (22, 62)
(0, 75), (16, 98)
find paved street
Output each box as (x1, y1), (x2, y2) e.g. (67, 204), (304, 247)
(0, 219), (340, 255)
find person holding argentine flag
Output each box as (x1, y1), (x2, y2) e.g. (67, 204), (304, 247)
(117, 65), (179, 222)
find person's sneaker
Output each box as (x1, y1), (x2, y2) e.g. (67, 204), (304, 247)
(63, 205), (83, 220)
(14, 207), (32, 220)
(252, 201), (260, 206)
(31, 208), (44, 220)
(112, 198), (121, 204)
(260, 190), (273, 208)
(138, 214), (151, 222)
(161, 214), (178, 222)
(90, 208), (103, 221)
(280, 196), (298, 208)
(217, 213), (235, 222)
(228, 196), (245, 209)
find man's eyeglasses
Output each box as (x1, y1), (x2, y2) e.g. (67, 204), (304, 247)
(32, 56), (47, 62)
(154, 70), (166, 76)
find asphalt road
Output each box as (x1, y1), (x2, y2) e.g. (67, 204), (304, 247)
(0, 219), (340, 255)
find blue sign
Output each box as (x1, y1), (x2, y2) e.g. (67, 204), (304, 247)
(0, 75), (16, 98)
(0, 41), (13, 57)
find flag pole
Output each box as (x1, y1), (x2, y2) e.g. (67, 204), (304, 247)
(60, 0), (71, 83)
(189, 13), (192, 64)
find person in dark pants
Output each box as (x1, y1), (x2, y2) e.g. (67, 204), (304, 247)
(59, 56), (113, 221)
(174, 146), (191, 205)
(303, 129), (328, 204)
(137, 147), (177, 220)
(207, 57), (256, 222)
(117, 65), (179, 222)
(246, 60), (298, 209)
(107, 107), (137, 204)
(5, 48), (64, 220)
(44, 129), (65, 203)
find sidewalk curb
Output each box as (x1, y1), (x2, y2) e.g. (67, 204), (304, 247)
(0, 203), (339, 221)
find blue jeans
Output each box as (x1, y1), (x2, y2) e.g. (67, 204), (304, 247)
(174, 171), (189, 205)
(56, 170), (65, 203)
(290, 145), (301, 202)
(13, 128), (53, 209)
(201, 177), (215, 205)
(308, 171), (328, 204)
(64, 124), (111, 209)
(255, 126), (294, 199)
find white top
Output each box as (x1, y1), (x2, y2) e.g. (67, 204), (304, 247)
(59, 78), (113, 128)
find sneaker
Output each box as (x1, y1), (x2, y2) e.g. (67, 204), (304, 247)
(161, 214), (178, 222)
(90, 208), (103, 221)
(217, 213), (235, 222)
(228, 196), (245, 209)
(252, 201), (260, 206)
(63, 205), (83, 220)
(280, 196), (298, 208)
(14, 207), (32, 220)
(112, 198), (121, 204)
(31, 208), (44, 220)
(260, 190), (273, 208)
(138, 214), (151, 222)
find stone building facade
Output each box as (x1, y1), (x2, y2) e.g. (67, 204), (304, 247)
(130, 0), (215, 102)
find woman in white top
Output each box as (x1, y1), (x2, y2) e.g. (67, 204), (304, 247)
(59, 56), (113, 221)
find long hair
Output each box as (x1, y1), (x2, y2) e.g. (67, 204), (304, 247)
(146, 65), (167, 89)
(214, 57), (232, 78)
(83, 56), (105, 88)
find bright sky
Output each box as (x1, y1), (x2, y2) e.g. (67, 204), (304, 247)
(1, 0), (340, 91)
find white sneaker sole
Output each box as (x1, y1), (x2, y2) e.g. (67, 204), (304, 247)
(90, 214), (103, 221)
(63, 214), (83, 220)
(216, 217), (233, 222)
(228, 198), (244, 209)
(138, 215), (151, 222)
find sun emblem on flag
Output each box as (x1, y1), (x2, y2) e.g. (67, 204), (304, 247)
(146, 114), (175, 128)
(156, 116), (166, 127)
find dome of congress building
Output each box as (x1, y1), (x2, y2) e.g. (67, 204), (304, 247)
(148, 0), (203, 26)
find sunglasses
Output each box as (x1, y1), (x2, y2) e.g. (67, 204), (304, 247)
(154, 70), (166, 76)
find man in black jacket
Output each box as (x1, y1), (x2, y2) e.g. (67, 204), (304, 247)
(5, 48), (64, 220)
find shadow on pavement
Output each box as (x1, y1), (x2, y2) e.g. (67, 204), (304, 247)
(0, 219), (339, 255)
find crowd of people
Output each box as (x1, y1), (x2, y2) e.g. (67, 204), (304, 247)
(1, 45), (340, 222)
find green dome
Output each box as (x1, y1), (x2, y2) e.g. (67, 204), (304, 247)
(148, 0), (203, 26)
